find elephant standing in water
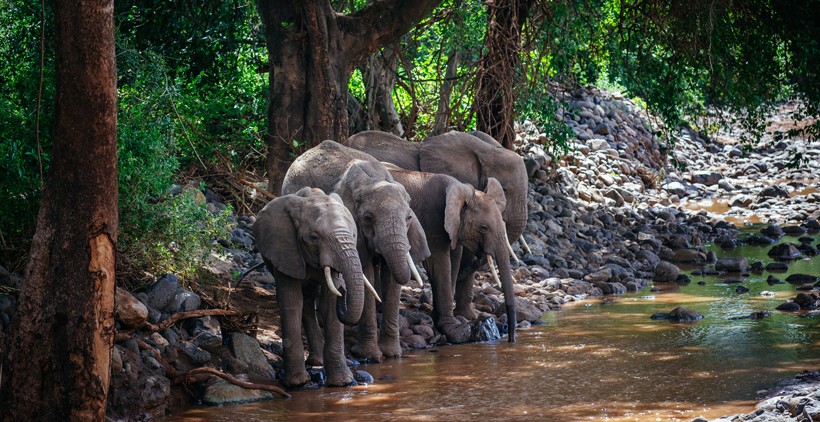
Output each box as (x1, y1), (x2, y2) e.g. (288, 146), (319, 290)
(253, 187), (371, 388)
(387, 167), (516, 343)
(347, 130), (528, 336)
(282, 140), (429, 361)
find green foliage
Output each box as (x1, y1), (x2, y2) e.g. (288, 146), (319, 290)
(516, 88), (574, 157)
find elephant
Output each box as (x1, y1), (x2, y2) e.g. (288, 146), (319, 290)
(346, 130), (528, 325)
(253, 187), (372, 388)
(282, 140), (430, 361)
(386, 166), (518, 343)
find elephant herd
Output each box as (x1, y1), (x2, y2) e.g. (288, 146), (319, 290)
(250, 130), (530, 388)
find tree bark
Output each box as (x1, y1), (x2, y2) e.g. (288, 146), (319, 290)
(257, 0), (442, 194)
(0, 0), (118, 420)
(432, 49), (460, 134)
(475, 0), (530, 150)
(363, 44), (404, 136)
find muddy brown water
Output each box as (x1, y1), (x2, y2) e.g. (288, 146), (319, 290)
(166, 235), (820, 421)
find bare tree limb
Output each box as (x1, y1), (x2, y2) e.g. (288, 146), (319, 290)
(175, 367), (291, 399)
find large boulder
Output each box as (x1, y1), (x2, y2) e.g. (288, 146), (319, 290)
(202, 378), (273, 406)
(653, 261), (681, 282)
(229, 333), (276, 379)
(115, 288), (149, 329)
(714, 257), (749, 273)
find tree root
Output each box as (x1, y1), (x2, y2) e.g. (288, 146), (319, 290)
(175, 367), (291, 399)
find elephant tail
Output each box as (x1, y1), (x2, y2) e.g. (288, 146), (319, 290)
(234, 261), (266, 288)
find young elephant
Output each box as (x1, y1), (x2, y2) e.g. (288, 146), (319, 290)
(282, 140), (430, 361)
(388, 168), (518, 343)
(253, 187), (372, 388)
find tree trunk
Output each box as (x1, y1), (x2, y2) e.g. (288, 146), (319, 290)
(363, 44), (404, 136)
(432, 49), (460, 135)
(475, 0), (530, 150)
(0, 0), (118, 419)
(256, 0), (442, 194)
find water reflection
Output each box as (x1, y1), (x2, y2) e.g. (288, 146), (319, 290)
(166, 236), (819, 422)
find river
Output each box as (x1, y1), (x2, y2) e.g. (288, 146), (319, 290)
(166, 234), (820, 421)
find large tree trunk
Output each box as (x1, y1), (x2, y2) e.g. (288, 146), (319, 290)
(257, 0), (442, 194)
(0, 0), (118, 420)
(363, 44), (404, 136)
(432, 49), (460, 135)
(475, 0), (530, 150)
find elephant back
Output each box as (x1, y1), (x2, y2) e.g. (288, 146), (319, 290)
(346, 130), (421, 170)
(283, 140), (381, 194)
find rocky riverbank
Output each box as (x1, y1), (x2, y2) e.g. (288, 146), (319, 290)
(0, 86), (817, 420)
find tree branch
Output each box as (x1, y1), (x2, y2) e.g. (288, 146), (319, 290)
(175, 367), (292, 399)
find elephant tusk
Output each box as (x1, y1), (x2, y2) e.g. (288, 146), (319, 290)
(324, 267), (343, 297)
(364, 275), (382, 303)
(407, 252), (424, 287)
(519, 234), (532, 254)
(504, 232), (520, 265)
(486, 254), (502, 288)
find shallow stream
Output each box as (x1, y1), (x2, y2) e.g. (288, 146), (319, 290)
(167, 234), (820, 421)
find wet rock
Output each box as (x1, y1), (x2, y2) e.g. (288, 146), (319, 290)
(749, 261), (765, 273)
(115, 287), (149, 329)
(768, 243), (802, 260)
(775, 301), (801, 312)
(184, 316), (222, 350)
(650, 306), (703, 322)
(729, 311), (771, 320)
(594, 282), (627, 295)
(354, 370), (375, 384)
(470, 315), (502, 342)
(499, 296), (543, 323)
(782, 225), (807, 236)
(202, 378), (273, 406)
(785, 274), (819, 285)
(735, 285), (750, 293)
(653, 261), (681, 282)
(760, 224), (785, 238)
(794, 293), (818, 309)
(767, 275), (784, 285)
(670, 248), (707, 263)
(746, 235), (776, 246)
(143, 274), (180, 312)
(180, 341), (212, 364)
(403, 334), (427, 349)
(714, 257), (749, 273)
(765, 262), (789, 272)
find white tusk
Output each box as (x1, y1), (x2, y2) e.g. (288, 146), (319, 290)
(519, 234), (532, 254)
(364, 275), (382, 303)
(486, 254), (502, 288)
(324, 267), (343, 297)
(505, 232), (520, 265)
(407, 252), (424, 287)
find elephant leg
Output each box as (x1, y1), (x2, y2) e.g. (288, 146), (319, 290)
(454, 251), (479, 321)
(426, 242), (471, 344)
(351, 263), (383, 362)
(276, 275), (310, 388)
(301, 283), (324, 367)
(378, 270), (403, 358)
(319, 286), (354, 387)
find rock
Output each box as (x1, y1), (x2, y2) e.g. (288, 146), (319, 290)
(202, 378), (273, 406)
(758, 185), (790, 199)
(670, 248), (707, 264)
(735, 285), (750, 293)
(587, 139), (610, 151)
(651, 306), (703, 322)
(143, 274), (181, 312)
(115, 287), (149, 329)
(180, 341), (212, 364)
(653, 261), (681, 282)
(663, 181), (688, 196)
(183, 316), (222, 350)
(714, 257), (749, 273)
(782, 225), (807, 236)
(765, 262), (789, 272)
(229, 333), (276, 379)
(584, 268), (612, 283)
(354, 370), (375, 384)
(404, 334), (427, 349)
(169, 290), (201, 313)
(498, 296), (543, 323)
(794, 293), (818, 309)
(729, 194), (754, 207)
(775, 301), (801, 312)
(786, 274), (819, 285)
(690, 171), (723, 186)
(760, 224), (784, 238)
(768, 243), (802, 260)
(107, 346), (171, 421)
(470, 315), (502, 342)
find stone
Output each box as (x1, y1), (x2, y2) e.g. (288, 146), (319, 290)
(354, 370), (375, 384)
(115, 287), (149, 329)
(663, 181), (688, 196)
(775, 301), (801, 312)
(690, 171), (723, 186)
(202, 378), (273, 406)
(758, 185), (790, 198)
(760, 224), (784, 238)
(650, 306), (703, 322)
(670, 249), (707, 263)
(184, 316), (222, 350)
(169, 290), (201, 313)
(404, 334), (427, 349)
(653, 261), (681, 282)
(714, 257), (749, 273)
(470, 315), (502, 342)
(786, 274), (819, 285)
(143, 274), (181, 313)
(768, 243), (802, 260)
(587, 139), (610, 151)
(498, 296), (543, 323)
(180, 341), (212, 364)
(584, 268), (613, 283)
(229, 332), (276, 379)
(765, 262), (789, 272)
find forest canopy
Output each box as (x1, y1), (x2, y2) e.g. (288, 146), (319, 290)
(1, 0), (817, 278)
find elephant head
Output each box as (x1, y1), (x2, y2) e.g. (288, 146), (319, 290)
(421, 131), (529, 243)
(253, 187), (367, 325)
(333, 160), (430, 286)
(444, 177), (518, 341)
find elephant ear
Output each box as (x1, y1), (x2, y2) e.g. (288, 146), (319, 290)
(420, 131), (486, 188)
(407, 211), (431, 262)
(253, 194), (307, 279)
(444, 181), (473, 250)
(485, 177), (507, 213)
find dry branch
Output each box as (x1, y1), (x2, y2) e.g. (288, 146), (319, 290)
(141, 309), (242, 333)
(175, 367), (291, 399)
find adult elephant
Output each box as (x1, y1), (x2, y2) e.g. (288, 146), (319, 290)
(387, 167), (517, 342)
(253, 187), (371, 388)
(282, 140), (430, 361)
(346, 130), (528, 322)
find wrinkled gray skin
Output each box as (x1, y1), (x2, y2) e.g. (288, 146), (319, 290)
(347, 130), (528, 332)
(253, 187), (366, 388)
(283, 140), (430, 361)
(388, 167), (516, 343)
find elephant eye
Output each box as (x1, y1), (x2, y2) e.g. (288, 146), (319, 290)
(479, 224), (489, 233)
(309, 232), (320, 242)
(406, 214), (412, 222)
(362, 212), (374, 223)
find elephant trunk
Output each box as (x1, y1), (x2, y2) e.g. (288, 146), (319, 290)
(504, 197), (529, 242)
(377, 219), (412, 285)
(331, 232), (366, 325)
(493, 244), (517, 343)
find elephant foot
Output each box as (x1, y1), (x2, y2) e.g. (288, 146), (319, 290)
(326, 366), (355, 387)
(437, 318), (472, 344)
(305, 353), (323, 367)
(379, 337), (403, 359)
(454, 303), (478, 321)
(351, 341), (384, 363)
(281, 368), (311, 389)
